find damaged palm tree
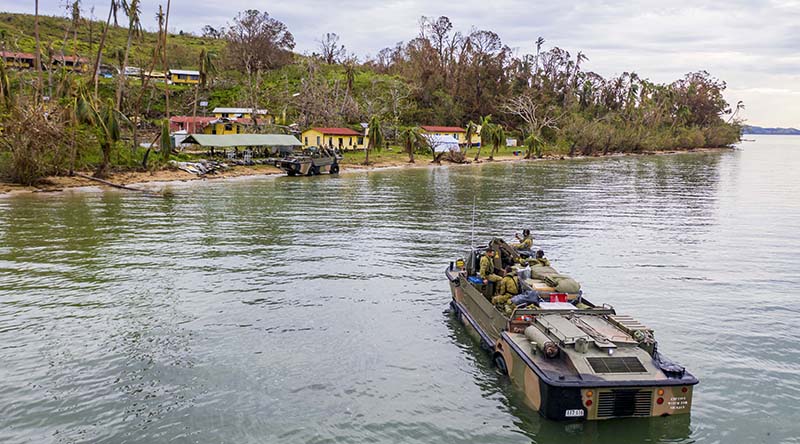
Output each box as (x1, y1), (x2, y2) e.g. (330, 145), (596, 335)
(364, 115), (383, 165)
(398, 126), (427, 164)
(76, 92), (131, 178)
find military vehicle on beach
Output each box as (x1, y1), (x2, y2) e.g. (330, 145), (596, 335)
(273, 146), (341, 176)
(446, 240), (698, 421)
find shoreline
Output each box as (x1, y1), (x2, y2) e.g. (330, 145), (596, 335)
(0, 147), (733, 198)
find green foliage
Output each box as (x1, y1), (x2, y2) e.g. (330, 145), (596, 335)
(364, 115), (384, 164)
(160, 119), (171, 161)
(0, 10), (743, 183)
(524, 134), (544, 158)
(397, 126), (428, 162)
(0, 102), (69, 185)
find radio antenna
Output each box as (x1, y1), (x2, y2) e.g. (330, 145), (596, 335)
(471, 196), (476, 249)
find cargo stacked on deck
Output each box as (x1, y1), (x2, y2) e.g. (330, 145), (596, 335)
(445, 242), (698, 421)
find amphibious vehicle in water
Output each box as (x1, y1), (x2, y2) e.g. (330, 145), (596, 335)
(446, 239), (698, 421)
(273, 146), (341, 176)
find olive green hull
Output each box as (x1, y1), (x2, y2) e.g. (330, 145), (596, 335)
(276, 159), (339, 176)
(447, 270), (697, 421)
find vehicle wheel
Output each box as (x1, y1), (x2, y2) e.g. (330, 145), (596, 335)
(493, 353), (508, 375)
(286, 170), (296, 177)
(330, 163), (340, 174)
(308, 166), (320, 176)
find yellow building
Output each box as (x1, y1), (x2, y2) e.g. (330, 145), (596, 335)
(1, 51), (36, 69)
(52, 55), (91, 72)
(301, 127), (363, 149)
(419, 125), (481, 145)
(168, 69), (200, 85)
(170, 116), (251, 135)
(212, 107), (273, 125)
(203, 118), (252, 135)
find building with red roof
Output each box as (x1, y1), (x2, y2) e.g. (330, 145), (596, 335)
(301, 127), (364, 149)
(52, 55), (91, 72)
(1, 51), (37, 69)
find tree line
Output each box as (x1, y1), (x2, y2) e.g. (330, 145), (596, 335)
(0, 6), (742, 185)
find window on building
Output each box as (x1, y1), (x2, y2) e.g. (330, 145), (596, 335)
(316, 136), (321, 146)
(305, 137), (308, 145)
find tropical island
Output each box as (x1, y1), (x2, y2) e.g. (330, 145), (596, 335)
(0, 5), (742, 192)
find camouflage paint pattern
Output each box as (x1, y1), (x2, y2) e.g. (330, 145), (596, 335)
(446, 258), (698, 421)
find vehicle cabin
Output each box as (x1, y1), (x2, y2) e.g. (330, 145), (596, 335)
(420, 125), (481, 146)
(52, 55), (90, 72)
(168, 69), (200, 85)
(302, 127), (363, 150)
(0, 51), (36, 69)
(212, 108), (273, 125)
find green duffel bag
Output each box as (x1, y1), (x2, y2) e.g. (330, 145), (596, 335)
(554, 277), (581, 294)
(530, 265), (559, 280)
(543, 274), (582, 293)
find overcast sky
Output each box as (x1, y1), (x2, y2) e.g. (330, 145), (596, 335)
(9, 0), (800, 127)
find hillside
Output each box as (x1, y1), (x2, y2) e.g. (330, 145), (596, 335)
(0, 12), (224, 69)
(0, 10), (743, 186)
(743, 125), (800, 135)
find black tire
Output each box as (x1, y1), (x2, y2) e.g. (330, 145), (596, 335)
(330, 163), (340, 174)
(310, 166), (320, 176)
(493, 353), (508, 375)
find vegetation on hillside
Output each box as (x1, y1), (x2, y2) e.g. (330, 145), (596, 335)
(0, 7), (742, 185)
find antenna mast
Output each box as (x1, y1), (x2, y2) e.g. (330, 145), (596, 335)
(471, 196), (476, 249)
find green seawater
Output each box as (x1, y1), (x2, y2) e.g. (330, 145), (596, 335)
(1, 136), (798, 443)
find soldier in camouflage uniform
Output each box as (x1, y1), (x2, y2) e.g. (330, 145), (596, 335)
(479, 249), (503, 290)
(492, 266), (520, 305)
(512, 229), (534, 250)
(527, 249), (550, 267)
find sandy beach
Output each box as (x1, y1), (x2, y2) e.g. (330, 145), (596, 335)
(0, 147), (730, 197)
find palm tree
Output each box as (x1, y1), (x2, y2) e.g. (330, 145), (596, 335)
(487, 124), (505, 161)
(364, 116), (384, 165)
(192, 49), (216, 132)
(161, 0), (171, 120)
(160, 119), (171, 161)
(475, 115), (493, 161)
(464, 120), (478, 156)
(92, 0), (117, 99)
(77, 93), (130, 177)
(0, 58), (12, 109)
(115, 0), (141, 110)
(524, 133), (543, 159)
(398, 126), (427, 163)
(34, 0), (43, 100)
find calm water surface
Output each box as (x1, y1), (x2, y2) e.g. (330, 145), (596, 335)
(1, 136), (799, 443)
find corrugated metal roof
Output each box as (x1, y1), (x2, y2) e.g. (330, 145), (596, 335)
(307, 127), (361, 136)
(420, 125), (465, 133)
(169, 69), (200, 75)
(212, 107), (269, 114)
(0, 51), (36, 59)
(182, 134), (302, 147)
